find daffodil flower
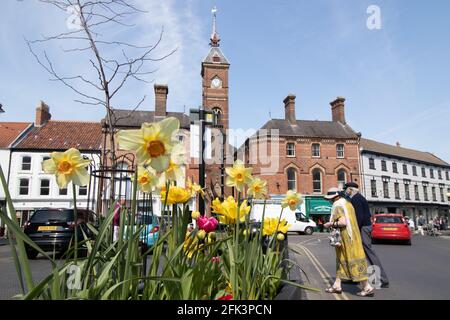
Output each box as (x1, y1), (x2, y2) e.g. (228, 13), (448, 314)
(160, 186), (192, 205)
(263, 217), (291, 236)
(186, 178), (205, 198)
(42, 148), (91, 189)
(247, 178), (268, 199)
(160, 143), (185, 184)
(212, 196), (251, 224)
(281, 190), (303, 211)
(117, 117), (180, 172)
(225, 160), (253, 192)
(134, 166), (158, 194)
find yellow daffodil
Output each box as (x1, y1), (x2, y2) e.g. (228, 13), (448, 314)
(247, 178), (268, 199)
(160, 186), (191, 205)
(42, 148), (91, 189)
(183, 232), (204, 258)
(211, 198), (223, 214)
(212, 196), (251, 224)
(263, 217), (291, 236)
(117, 117), (180, 172)
(281, 190), (303, 211)
(277, 233), (285, 241)
(134, 166), (158, 193)
(225, 160), (253, 192)
(186, 178), (205, 198)
(159, 143), (185, 184)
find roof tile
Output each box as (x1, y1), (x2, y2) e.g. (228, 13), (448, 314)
(0, 122), (31, 148)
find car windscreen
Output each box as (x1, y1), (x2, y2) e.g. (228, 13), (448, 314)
(30, 210), (74, 223)
(136, 215), (156, 225)
(375, 216), (403, 224)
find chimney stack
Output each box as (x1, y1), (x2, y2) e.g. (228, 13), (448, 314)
(284, 94), (297, 125)
(330, 96), (346, 124)
(154, 84), (168, 117)
(35, 101), (51, 126)
(396, 142), (401, 147)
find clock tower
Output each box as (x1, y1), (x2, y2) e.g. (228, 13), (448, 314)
(201, 7), (230, 130)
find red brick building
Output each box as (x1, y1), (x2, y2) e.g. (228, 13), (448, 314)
(240, 95), (362, 199)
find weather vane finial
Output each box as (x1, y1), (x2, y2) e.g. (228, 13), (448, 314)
(210, 6), (220, 47)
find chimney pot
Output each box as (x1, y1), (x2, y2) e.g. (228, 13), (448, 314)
(35, 101), (51, 126)
(396, 142), (401, 147)
(284, 94), (297, 125)
(154, 84), (169, 117)
(330, 96), (346, 124)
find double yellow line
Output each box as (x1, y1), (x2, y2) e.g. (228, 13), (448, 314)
(296, 242), (350, 300)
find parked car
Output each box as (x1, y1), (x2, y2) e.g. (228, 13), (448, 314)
(372, 214), (411, 245)
(23, 208), (97, 259)
(135, 214), (160, 247)
(250, 203), (317, 235)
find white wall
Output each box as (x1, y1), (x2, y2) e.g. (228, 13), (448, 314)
(0, 149), (10, 200)
(9, 151), (101, 213)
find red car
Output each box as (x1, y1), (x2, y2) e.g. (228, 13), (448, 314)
(372, 214), (412, 245)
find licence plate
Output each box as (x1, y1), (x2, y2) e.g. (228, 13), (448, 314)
(383, 227), (398, 231)
(38, 226), (58, 232)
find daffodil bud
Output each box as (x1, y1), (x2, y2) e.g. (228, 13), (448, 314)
(209, 232), (217, 241)
(197, 230), (206, 240)
(277, 233), (285, 241)
(191, 211), (201, 220)
(243, 230), (248, 236)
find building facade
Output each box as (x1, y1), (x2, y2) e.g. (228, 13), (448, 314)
(240, 95), (362, 220)
(359, 138), (450, 221)
(0, 122), (32, 232)
(9, 102), (102, 225)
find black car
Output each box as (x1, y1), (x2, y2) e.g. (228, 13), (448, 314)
(23, 208), (97, 259)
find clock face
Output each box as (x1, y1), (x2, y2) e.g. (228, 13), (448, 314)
(211, 77), (222, 88)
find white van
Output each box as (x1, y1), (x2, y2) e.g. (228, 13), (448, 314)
(250, 203), (317, 235)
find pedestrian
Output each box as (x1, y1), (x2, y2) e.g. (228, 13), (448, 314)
(113, 198), (126, 242)
(317, 216), (324, 233)
(344, 182), (390, 288)
(323, 187), (374, 297)
(417, 215), (425, 236)
(439, 217), (445, 231)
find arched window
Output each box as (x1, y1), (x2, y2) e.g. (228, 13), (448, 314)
(212, 107), (222, 126)
(287, 168), (297, 191)
(312, 169), (322, 194)
(337, 169), (347, 189)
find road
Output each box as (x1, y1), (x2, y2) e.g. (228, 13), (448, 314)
(288, 233), (450, 300)
(1, 234), (450, 300)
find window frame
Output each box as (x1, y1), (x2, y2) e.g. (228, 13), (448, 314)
(369, 158), (376, 170)
(381, 160), (387, 172)
(286, 168), (297, 191)
(403, 164), (408, 175)
(336, 144), (345, 158)
(371, 180), (378, 198)
(312, 169), (322, 194)
(394, 182), (400, 199)
(39, 179), (51, 196)
(311, 144), (321, 158)
(78, 185), (88, 197)
(19, 178), (30, 196)
(392, 162), (398, 173)
(286, 143), (296, 157)
(21, 156), (32, 171)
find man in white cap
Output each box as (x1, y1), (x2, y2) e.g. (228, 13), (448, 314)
(323, 187), (374, 297)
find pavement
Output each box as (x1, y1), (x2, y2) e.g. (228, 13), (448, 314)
(288, 232), (450, 300)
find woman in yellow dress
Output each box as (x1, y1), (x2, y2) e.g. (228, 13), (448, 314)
(324, 188), (374, 297)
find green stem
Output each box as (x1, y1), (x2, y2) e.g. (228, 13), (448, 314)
(0, 164), (34, 292)
(72, 184), (78, 263)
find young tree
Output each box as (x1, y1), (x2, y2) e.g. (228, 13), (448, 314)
(27, 0), (175, 214)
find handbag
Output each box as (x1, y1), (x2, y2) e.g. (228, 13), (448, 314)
(329, 220), (342, 247)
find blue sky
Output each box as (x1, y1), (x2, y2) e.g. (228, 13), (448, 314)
(1, 0), (450, 162)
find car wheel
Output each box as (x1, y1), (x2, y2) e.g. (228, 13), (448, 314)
(371, 238), (378, 245)
(26, 248), (39, 259)
(304, 227), (313, 236)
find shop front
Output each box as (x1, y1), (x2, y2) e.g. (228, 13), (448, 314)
(304, 196), (332, 232)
